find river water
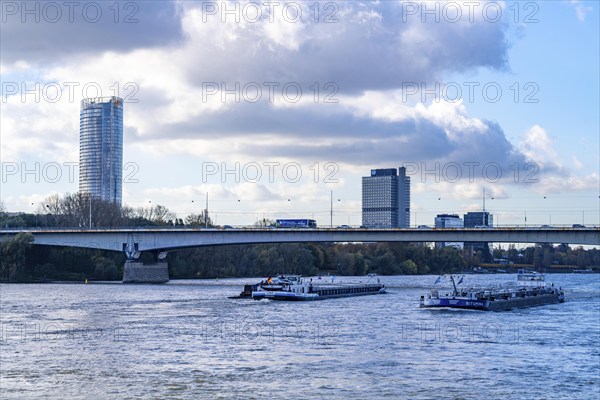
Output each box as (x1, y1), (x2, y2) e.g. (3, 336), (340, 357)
(1, 274), (598, 399)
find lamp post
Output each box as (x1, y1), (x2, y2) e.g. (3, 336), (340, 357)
(205, 192), (209, 229)
(329, 191), (340, 228)
(88, 194), (92, 229)
(330, 191), (341, 228)
(31, 203), (38, 227)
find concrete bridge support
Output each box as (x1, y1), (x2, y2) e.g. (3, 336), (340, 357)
(122, 249), (169, 283)
(122, 260), (169, 283)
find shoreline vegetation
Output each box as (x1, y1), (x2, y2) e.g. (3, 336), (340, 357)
(1, 197), (598, 283)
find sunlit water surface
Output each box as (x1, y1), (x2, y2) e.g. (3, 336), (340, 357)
(1, 274), (599, 399)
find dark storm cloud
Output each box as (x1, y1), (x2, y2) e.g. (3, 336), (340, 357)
(1, 1), (183, 65)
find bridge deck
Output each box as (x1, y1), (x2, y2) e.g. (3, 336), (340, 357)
(1, 227), (598, 253)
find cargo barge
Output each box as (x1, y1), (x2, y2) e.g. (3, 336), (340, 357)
(419, 270), (564, 311)
(251, 275), (386, 301)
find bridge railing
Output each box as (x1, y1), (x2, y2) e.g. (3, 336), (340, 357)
(1, 224), (598, 232)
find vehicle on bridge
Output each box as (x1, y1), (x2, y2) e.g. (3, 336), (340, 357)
(275, 219), (317, 228)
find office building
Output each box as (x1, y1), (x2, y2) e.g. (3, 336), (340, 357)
(434, 214), (463, 249)
(463, 211), (494, 256)
(79, 97), (123, 204)
(362, 167), (410, 228)
(464, 211), (493, 228)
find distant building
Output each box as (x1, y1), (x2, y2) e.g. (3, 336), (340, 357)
(463, 211), (494, 256)
(79, 97), (123, 204)
(434, 214), (463, 249)
(464, 211), (493, 228)
(362, 167), (410, 228)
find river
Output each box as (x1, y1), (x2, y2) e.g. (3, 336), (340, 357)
(1, 274), (598, 399)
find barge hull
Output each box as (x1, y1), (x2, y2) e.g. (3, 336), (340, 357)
(253, 284), (385, 301)
(259, 290), (384, 301)
(486, 293), (563, 311)
(421, 293), (563, 311)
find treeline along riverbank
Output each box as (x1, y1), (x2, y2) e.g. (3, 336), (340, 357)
(1, 233), (598, 282)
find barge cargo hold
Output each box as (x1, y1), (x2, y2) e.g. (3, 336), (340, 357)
(251, 275), (386, 301)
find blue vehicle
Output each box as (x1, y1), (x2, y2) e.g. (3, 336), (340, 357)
(275, 219), (317, 228)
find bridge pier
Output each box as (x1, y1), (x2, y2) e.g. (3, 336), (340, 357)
(122, 248), (169, 283)
(122, 260), (169, 283)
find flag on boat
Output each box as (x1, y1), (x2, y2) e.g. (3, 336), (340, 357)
(457, 276), (464, 285)
(434, 276), (442, 284)
(267, 277), (272, 284)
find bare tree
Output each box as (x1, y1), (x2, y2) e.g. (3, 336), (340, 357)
(185, 213), (214, 227)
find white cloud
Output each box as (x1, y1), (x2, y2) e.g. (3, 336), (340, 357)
(529, 172), (599, 194)
(569, 0), (593, 21)
(519, 125), (561, 168)
(572, 156), (584, 169)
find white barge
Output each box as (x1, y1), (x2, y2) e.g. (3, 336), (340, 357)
(420, 270), (564, 311)
(252, 275), (386, 301)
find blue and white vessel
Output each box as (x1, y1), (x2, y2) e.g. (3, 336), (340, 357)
(252, 275), (386, 301)
(420, 270), (565, 311)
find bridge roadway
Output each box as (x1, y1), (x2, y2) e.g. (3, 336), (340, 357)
(2, 227), (598, 253)
(2, 227), (598, 283)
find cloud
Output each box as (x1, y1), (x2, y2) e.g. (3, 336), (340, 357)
(178, 1), (509, 93)
(569, 0), (593, 22)
(2, 0), (595, 211)
(519, 125), (560, 169)
(531, 172), (599, 194)
(0, 1), (184, 67)
(1, 0), (513, 163)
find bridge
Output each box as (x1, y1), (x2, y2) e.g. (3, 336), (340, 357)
(2, 227), (598, 283)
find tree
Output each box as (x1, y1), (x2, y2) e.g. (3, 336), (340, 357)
(185, 213), (214, 227)
(253, 218), (276, 227)
(533, 246), (541, 268)
(92, 255), (119, 280)
(0, 233), (34, 281)
(493, 247), (504, 259)
(542, 248), (553, 268)
(335, 251), (355, 275)
(400, 259), (418, 274)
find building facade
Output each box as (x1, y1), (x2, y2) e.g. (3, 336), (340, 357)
(79, 97), (123, 204)
(434, 213), (463, 249)
(362, 167), (410, 228)
(463, 212), (493, 228)
(463, 211), (494, 256)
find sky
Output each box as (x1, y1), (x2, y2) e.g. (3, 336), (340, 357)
(1, 0), (599, 228)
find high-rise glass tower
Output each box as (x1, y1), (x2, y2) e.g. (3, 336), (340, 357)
(362, 167), (411, 228)
(79, 97), (123, 204)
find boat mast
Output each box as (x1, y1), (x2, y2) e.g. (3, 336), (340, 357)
(450, 275), (458, 295)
